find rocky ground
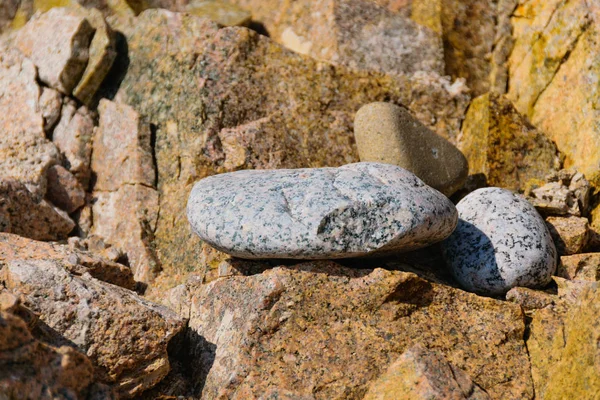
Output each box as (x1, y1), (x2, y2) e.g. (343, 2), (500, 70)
(1, 1), (600, 399)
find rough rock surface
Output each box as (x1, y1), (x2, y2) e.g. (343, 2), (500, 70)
(1, 248), (184, 397)
(0, 232), (135, 290)
(459, 93), (562, 192)
(558, 253), (600, 281)
(363, 345), (490, 400)
(170, 262), (533, 399)
(184, 1), (251, 26)
(39, 87), (63, 132)
(0, 180), (75, 241)
(13, 7), (94, 94)
(45, 164), (86, 213)
(527, 170), (591, 217)
(507, 1), (600, 177)
(70, 5), (117, 106)
(0, 45), (61, 198)
(526, 281), (600, 399)
(546, 216), (590, 256)
(232, 0), (445, 76)
(92, 99), (154, 191)
(91, 99), (159, 283)
(188, 163), (458, 259)
(0, 307), (115, 399)
(442, 188), (557, 295)
(115, 10), (469, 291)
(354, 102), (468, 196)
(52, 99), (95, 188)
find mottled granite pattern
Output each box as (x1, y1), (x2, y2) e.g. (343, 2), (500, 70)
(188, 163), (457, 259)
(442, 188), (557, 295)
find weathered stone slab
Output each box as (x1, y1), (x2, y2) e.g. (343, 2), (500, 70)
(13, 7), (94, 94)
(188, 163), (457, 259)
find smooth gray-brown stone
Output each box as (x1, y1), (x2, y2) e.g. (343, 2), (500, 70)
(188, 162), (458, 259)
(354, 102), (468, 196)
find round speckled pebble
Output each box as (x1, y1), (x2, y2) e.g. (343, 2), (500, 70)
(441, 187), (557, 295)
(187, 162), (457, 259)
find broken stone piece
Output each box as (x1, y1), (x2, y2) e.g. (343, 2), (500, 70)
(13, 7), (94, 94)
(45, 164), (86, 213)
(0, 180), (75, 241)
(1, 251), (184, 398)
(188, 163), (458, 259)
(558, 253), (600, 282)
(546, 216), (590, 256)
(39, 87), (62, 132)
(527, 170), (591, 217)
(92, 99), (155, 191)
(52, 99), (95, 188)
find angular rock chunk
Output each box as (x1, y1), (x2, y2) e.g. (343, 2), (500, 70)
(171, 263), (533, 399)
(1, 252), (184, 398)
(0, 232), (135, 290)
(0, 180), (75, 241)
(70, 6), (117, 106)
(13, 7), (94, 94)
(184, 1), (251, 26)
(459, 93), (562, 192)
(45, 164), (86, 213)
(188, 163), (458, 259)
(39, 87), (63, 132)
(441, 188), (557, 295)
(0, 309), (115, 399)
(0, 46), (61, 198)
(364, 345), (490, 400)
(527, 170), (590, 217)
(354, 102), (468, 196)
(92, 184), (159, 283)
(92, 99), (155, 191)
(558, 253), (600, 282)
(546, 216), (590, 256)
(52, 99), (95, 188)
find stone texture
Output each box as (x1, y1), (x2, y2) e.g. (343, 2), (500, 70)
(0, 45), (61, 198)
(526, 282), (600, 399)
(0, 249), (185, 398)
(0, 0), (20, 32)
(71, 5), (117, 106)
(13, 7), (94, 94)
(45, 164), (86, 213)
(188, 163), (458, 259)
(0, 180), (75, 241)
(354, 102), (468, 196)
(235, 0), (445, 76)
(459, 92), (562, 192)
(170, 262), (533, 399)
(546, 216), (590, 256)
(92, 99), (155, 191)
(442, 188), (557, 295)
(527, 170), (591, 217)
(185, 1), (251, 26)
(441, 0), (516, 96)
(507, 1), (600, 177)
(115, 10), (469, 291)
(363, 345), (490, 400)
(0, 232), (135, 290)
(0, 308), (115, 399)
(558, 253), (600, 282)
(39, 87), (63, 133)
(92, 184), (159, 283)
(91, 99), (159, 283)
(52, 99), (95, 188)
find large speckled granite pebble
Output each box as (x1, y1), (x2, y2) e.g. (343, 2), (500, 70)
(441, 188), (557, 295)
(187, 162), (457, 259)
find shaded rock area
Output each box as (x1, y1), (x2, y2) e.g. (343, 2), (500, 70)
(169, 262), (533, 399)
(459, 92), (562, 192)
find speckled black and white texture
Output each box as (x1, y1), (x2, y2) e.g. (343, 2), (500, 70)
(441, 187), (557, 295)
(187, 162), (457, 259)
